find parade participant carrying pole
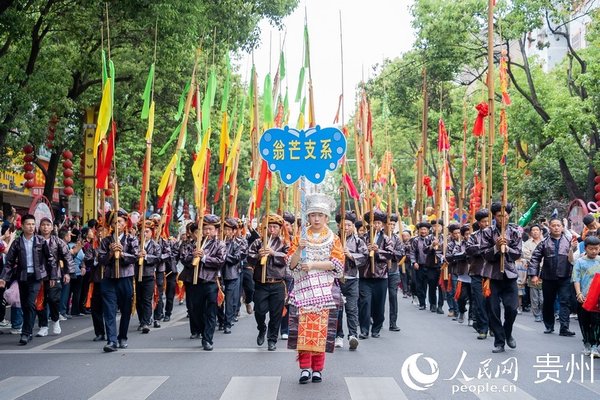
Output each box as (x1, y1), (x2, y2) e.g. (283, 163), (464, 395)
(459, 99), (468, 224)
(138, 22), (158, 282)
(358, 87), (375, 274)
(498, 42), (512, 273)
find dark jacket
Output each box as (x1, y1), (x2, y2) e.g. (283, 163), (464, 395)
(137, 238), (162, 277)
(388, 233), (405, 274)
(1, 234), (56, 282)
(447, 238), (469, 276)
(166, 238), (180, 274)
(45, 235), (76, 279)
(83, 241), (102, 283)
(359, 229), (392, 279)
(466, 229), (486, 276)
(98, 233), (139, 279)
(410, 234), (439, 267)
(480, 224), (522, 280)
(222, 236), (248, 280)
(527, 234), (573, 280)
(179, 237), (226, 283)
(247, 236), (289, 281)
(154, 237), (172, 273)
(343, 233), (368, 278)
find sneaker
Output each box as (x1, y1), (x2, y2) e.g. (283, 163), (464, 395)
(51, 320), (61, 335)
(312, 371), (322, 383)
(583, 343), (592, 356)
(335, 337), (344, 348)
(517, 307), (522, 315)
(0, 319), (10, 327)
(299, 369), (311, 384)
(348, 336), (359, 350)
(281, 333), (288, 340)
(457, 313), (465, 324)
(246, 303), (253, 314)
(9, 328), (22, 335)
(36, 326), (49, 337)
(591, 346), (600, 358)
(58, 314), (68, 322)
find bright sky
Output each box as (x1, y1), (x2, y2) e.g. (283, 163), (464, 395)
(236, 0), (415, 127)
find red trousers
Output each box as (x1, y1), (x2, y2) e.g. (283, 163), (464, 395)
(298, 351), (325, 371)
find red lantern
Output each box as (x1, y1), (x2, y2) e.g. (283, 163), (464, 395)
(63, 168), (74, 178)
(595, 176), (600, 184)
(63, 178), (74, 187)
(62, 159), (73, 169)
(23, 144), (34, 154)
(24, 180), (34, 189)
(104, 189), (112, 196)
(63, 187), (74, 196)
(45, 142), (53, 149)
(23, 154), (34, 162)
(47, 133), (55, 140)
(62, 150), (73, 159)
(595, 193), (600, 201)
(23, 163), (34, 172)
(24, 172), (35, 180)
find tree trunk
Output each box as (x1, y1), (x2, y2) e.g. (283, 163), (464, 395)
(558, 158), (584, 200)
(43, 150), (61, 201)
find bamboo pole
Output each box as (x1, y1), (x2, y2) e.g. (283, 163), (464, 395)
(487, 0), (496, 206)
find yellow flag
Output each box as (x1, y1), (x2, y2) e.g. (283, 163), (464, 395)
(296, 112), (305, 130)
(192, 128), (212, 191)
(145, 101), (155, 141)
(219, 111), (230, 163)
(157, 154), (177, 196)
(224, 123), (244, 183)
(93, 78), (112, 157)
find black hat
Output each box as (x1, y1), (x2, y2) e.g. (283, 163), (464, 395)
(416, 222), (432, 230)
(448, 223), (461, 232)
(491, 201), (513, 215)
(355, 220), (364, 229)
(364, 210), (387, 224)
(389, 213), (399, 223)
(187, 222), (198, 233)
(203, 214), (220, 226)
(583, 213), (596, 227)
(282, 211), (296, 225)
(460, 224), (471, 235)
(224, 217), (238, 229)
(117, 208), (129, 218)
(432, 219), (443, 226)
(474, 209), (490, 221)
(336, 211), (357, 224)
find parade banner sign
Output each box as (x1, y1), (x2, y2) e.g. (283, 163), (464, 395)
(259, 125), (347, 185)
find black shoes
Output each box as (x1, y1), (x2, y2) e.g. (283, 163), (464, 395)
(153, 320), (161, 328)
(430, 306), (437, 313)
(436, 308), (444, 315)
(103, 342), (118, 352)
(18, 334), (32, 345)
(257, 329), (266, 346)
(224, 327), (232, 334)
(190, 333), (201, 339)
(218, 324), (224, 331)
(371, 332), (380, 338)
(506, 337), (517, 349)
(93, 335), (106, 342)
(544, 328), (555, 334)
(358, 333), (369, 339)
(418, 305), (426, 310)
(268, 341), (276, 351)
(559, 329), (576, 337)
(163, 315), (171, 322)
(141, 325), (150, 334)
(389, 326), (401, 332)
(492, 346), (505, 353)
(202, 341), (213, 351)
(312, 371), (322, 383)
(299, 369), (311, 384)
(477, 332), (487, 340)
(118, 339), (128, 349)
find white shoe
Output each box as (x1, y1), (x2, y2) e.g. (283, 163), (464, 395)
(36, 326), (49, 337)
(583, 343), (592, 356)
(348, 336), (359, 350)
(281, 333), (288, 340)
(9, 328), (22, 335)
(51, 320), (61, 335)
(591, 346), (600, 358)
(0, 319), (10, 327)
(58, 314), (68, 321)
(335, 337), (344, 348)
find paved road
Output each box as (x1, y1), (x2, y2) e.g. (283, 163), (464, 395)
(0, 296), (598, 399)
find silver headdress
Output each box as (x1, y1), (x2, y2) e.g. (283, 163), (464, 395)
(305, 193), (336, 216)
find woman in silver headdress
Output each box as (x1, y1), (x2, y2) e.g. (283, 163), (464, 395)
(287, 193), (344, 384)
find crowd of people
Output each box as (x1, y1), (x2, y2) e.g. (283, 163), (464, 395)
(0, 198), (599, 383)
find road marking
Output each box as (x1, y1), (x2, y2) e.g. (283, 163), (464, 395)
(512, 322), (535, 332)
(576, 380), (600, 395)
(219, 377), (280, 400)
(457, 378), (536, 400)
(88, 376), (168, 400)
(345, 377), (408, 400)
(0, 376), (59, 400)
(0, 347), (295, 355)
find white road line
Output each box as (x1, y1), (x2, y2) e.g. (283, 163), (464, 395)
(0, 347), (295, 355)
(457, 378), (536, 400)
(0, 376), (59, 400)
(512, 322), (535, 332)
(219, 377), (280, 400)
(345, 377), (408, 400)
(88, 376), (168, 400)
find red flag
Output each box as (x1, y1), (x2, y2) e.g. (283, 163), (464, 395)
(255, 160), (269, 211)
(343, 172), (360, 200)
(96, 121), (116, 189)
(437, 118), (450, 152)
(214, 150), (227, 203)
(202, 149), (211, 210)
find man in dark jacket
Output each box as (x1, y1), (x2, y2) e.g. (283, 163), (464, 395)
(466, 209), (491, 339)
(528, 218), (577, 336)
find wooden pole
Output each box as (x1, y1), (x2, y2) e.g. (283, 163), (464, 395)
(414, 67), (428, 223)
(486, 0), (496, 205)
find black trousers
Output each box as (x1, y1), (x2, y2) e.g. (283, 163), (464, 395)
(576, 302), (600, 346)
(457, 281), (472, 315)
(164, 272), (177, 317)
(240, 268), (255, 304)
(542, 277), (572, 331)
(471, 275), (489, 334)
(91, 281), (105, 337)
(153, 271), (165, 320)
(187, 281), (217, 344)
(254, 281), (285, 343)
(38, 280), (62, 326)
(79, 272), (92, 311)
(388, 273), (401, 327)
(18, 275), (42, 337)
(68, 276), (83, 315)
(102, 277), (133, 343)
(135, 275), (155, 326)
(414, 266), (428, 307)
(217, 278), (240, 328)
(487, 278), (518, 348)
(425, 267), (444, 309)
(359, 278), (387, 335)
(337, 278), (359, 338)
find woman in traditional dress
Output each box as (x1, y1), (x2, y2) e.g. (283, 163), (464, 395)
(287, 193), (344, 384)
